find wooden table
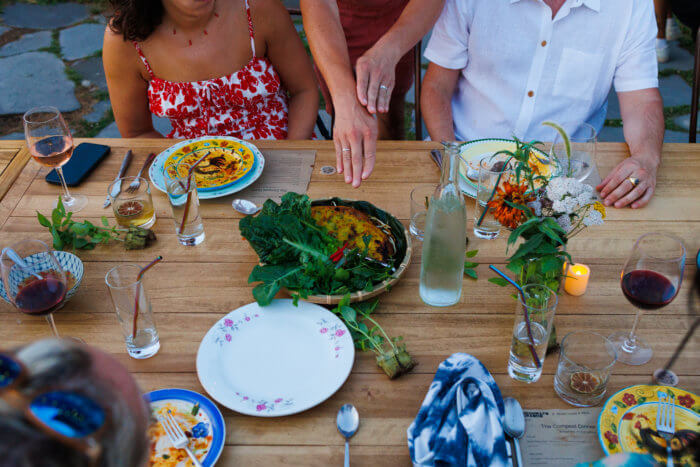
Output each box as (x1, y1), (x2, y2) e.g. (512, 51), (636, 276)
(0, 139), (698, 465)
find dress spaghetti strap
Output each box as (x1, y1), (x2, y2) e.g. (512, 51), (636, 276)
(244, 0), (256, 57)
(132, 42), (156, 79)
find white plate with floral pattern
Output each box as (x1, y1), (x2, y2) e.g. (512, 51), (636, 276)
(196, 299), (355, 417)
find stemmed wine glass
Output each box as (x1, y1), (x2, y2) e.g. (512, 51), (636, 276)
(23, 106), (88, 212)
(610, 232), (686, 365)
(1, 239), (68, 337)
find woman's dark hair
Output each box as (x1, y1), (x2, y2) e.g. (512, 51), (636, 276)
(108, 0), (165, 42)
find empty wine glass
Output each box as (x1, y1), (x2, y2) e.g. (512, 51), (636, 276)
(1, 239), (67, 337)
(610, 233), (686, 365)
(550, 123), (596, 183)
(23, 106), (88, 212)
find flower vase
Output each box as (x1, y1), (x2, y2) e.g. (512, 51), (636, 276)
(519, 255), (565, 353)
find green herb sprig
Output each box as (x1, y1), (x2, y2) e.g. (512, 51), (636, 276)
(333, 296), (415, 379)
(37, 197), (156, 251)
(463, 249), (479, 280)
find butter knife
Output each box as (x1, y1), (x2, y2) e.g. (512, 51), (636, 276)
(103, 150), (134, 208)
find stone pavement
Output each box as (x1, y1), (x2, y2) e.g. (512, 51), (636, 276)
(0, 2), (696, 144)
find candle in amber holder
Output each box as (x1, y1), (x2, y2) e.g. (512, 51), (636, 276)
(564, 263), (590, 296)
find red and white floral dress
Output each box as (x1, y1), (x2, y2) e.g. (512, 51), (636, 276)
(133, 0), (288, 140)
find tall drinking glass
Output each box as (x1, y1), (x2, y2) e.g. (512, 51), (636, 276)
(474, 155), (513, 239)
(165, 162), (205, 246)
(1, 239), (67, 336)
(23, 106), (88, 212)
(610, 233), (685, 365)
(105, 264), (160, 359)
(508, 284), (558, 383)
(550, 123), (596, 183)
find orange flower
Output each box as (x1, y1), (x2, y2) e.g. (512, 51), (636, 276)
(487, 181), (534, 229)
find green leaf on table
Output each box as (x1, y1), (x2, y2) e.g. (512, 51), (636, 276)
(101, 216), (110, 227)
(465, 249), (479, 258)
(50, 227), (64, 250)
(463, 261), (479, 269)
(51, 207), (63, 227)
(489, 277), (510, 287)
(37, 212), (51, 228)
(464, 268), (478, 280)
(340, 305), (357, 323)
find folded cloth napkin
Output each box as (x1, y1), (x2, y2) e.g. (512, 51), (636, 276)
(407, 353), (509, 467)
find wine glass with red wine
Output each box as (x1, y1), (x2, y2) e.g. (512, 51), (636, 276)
(23, 106), (88, 212)
(610, 232), (686, 365)
(1, 239), (68, 337)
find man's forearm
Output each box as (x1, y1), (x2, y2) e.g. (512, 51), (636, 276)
(300, 0), (357, 106)
(422, 84), (456, 142)
(620, 89), (664, 165)
(373, 0), (445, 62)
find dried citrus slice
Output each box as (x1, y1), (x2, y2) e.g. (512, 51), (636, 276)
(570, 371), (601, 394)
(117, 200), (144, 218)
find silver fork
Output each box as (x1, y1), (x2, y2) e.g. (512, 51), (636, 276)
(159, 412), (203, 467)
(126, 152), (157, 193)
(656, 392), (676, 467)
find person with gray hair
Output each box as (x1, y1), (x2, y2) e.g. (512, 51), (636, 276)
(0, 338), (149, 466)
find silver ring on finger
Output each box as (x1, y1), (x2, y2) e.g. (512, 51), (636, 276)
(628, 176), (640, 187)
(342, 147), (351, 152)
(379, 85), (389, 92)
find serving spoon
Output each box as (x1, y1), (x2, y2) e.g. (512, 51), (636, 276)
(232, 198), (261, 215)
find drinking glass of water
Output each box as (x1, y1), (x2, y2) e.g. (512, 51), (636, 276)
(165, 162), (206, 246)
(554, 331), (617, 407)
(409, 184), (436, 240)
(474, 155), (513, 239)
(105, 264), (160, 359)
(508, 284), (558, 383)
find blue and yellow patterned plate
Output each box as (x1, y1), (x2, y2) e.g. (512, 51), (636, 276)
(598, 384), (699, 465)
(149, 136), (265, 199)
(458, 138), (554, 198)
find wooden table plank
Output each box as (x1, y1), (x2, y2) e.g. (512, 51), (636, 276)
(0, 139), (699, 465)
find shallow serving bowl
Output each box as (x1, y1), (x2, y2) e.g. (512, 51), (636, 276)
(283, 198), (412, 305)
(0, 250), (83, 305)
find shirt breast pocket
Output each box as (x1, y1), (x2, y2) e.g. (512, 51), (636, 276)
(552, 48), (603, 101)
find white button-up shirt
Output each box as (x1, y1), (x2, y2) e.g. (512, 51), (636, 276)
(424, 0), (658, 142)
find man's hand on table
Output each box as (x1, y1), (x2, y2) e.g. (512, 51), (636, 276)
(597, 154), (658, 209)
(333, 96), (378, 188)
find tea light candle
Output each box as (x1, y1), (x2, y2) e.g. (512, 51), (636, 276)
(564, 263), (590, 296)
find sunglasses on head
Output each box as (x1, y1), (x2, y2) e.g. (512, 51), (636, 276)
(0, 352), (108, 465)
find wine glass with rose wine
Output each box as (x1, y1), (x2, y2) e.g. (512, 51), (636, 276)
(1, 239), (68, 337)
(23, 106), (88, 212)
(609, 232), (686, 365)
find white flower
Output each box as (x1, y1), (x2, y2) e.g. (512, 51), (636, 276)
(552, 197), (578, 214)
(583, 209), (604, 226)
(556, 215), (572, 232)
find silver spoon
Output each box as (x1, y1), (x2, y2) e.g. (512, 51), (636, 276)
(336, 404), (359, 467)
(503, 397), (525, 467)
(231, 198), (261, 215)
(2, 248), (43, 280)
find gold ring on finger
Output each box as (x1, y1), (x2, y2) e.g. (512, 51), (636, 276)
(628, 176), (640, 187)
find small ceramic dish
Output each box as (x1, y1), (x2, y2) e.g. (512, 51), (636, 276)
(0, 250), (83, 304)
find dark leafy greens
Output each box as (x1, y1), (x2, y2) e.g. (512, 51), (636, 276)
(240, 193), (398, 305)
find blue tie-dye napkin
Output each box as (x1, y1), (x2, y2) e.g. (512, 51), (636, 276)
(407, 353), (509, 466)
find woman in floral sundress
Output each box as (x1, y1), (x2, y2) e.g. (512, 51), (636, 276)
(103, 0), (318, 140)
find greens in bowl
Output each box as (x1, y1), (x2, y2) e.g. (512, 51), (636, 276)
(239, 193), (411, 306)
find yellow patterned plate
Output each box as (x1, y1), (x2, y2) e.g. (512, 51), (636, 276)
(458, 139), (555, 195)
(164, 138), (256, 192)
(598, 385), (700, 465)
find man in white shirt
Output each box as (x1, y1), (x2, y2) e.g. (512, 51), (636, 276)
(422, 0), (664, 209)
